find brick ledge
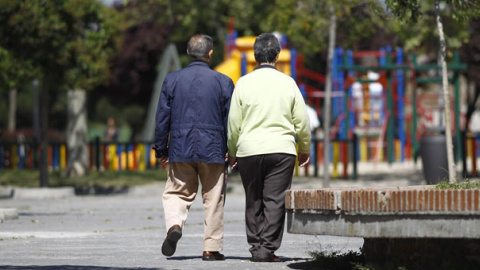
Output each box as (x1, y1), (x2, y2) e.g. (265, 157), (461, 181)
(286, 186), (480, 215)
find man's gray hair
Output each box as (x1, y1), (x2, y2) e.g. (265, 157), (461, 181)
(253, 33), (281, 64)
(187, 34), (213, 61)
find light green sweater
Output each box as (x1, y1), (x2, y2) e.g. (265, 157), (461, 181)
(227, 66), (311, 158)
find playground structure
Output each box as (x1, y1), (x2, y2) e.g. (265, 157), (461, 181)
(330, 47), (408, 167)
(298, 46), (469, 177)
(2, 31), (478, 179)
(214, 31), (293, 83)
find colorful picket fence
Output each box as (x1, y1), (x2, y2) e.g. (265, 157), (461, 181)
(0, 139), (160, 172)
(296, 136), (358, 179)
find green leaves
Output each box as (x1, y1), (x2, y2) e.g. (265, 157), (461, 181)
(262, 0), (385, 56)
(386, 0), (480, 24)
(0, 0), (120, 91)
(385, 0), (476, 54)
(385, 0), (422, 22)
(0, 47), (37, 90)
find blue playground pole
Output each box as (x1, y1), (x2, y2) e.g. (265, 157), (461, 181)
(333, 47), (345, 134)
(146, 143), (151, 169)
(51, 145), (58, 170)
(337, 49), (346, 140)
(347, 50), (356, 133)
(117, 144), (122, 171)
(17, 144), (23, 170)
(346, 49), (359, 161)
(332, 48), (338, 122)
(396, 47), (405, 162)
(281, 34), (287, 48)
(241, 53), (247, 76)
(290, 49), (297, 81)
(331, 48), (343, 163)
(379, 47), (386, 66)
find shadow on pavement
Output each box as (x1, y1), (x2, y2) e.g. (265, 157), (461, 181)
(166, 255), (310, 263)
(18, 212), (69, 217)
(0, 266), (163, 270)
(287, 260), (318, 269)
(166, 256), (203, 260)
(166, 255), (252, 261)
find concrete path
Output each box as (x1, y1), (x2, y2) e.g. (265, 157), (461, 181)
(0, 178), (367, 270)
(0, 162), (425, 270)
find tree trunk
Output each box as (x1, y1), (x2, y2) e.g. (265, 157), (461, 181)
(323, 5), (336, 188)
(8, 89), (17, 132)
(33, 80), (40, 142)
(39, 79), (49, 187)
(67, 89), (89, 176)
(435, 0), (456, 183)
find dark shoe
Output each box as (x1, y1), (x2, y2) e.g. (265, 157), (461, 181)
(202, 251), (225, 261)
(161, 225), (182, 257)
(251, 254), (281, 262)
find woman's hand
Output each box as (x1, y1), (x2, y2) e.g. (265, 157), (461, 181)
(298, 153), (310, 167)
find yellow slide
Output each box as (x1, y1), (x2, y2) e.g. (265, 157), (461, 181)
(214, 51), (242, 84)
(215, 36), (292, 84)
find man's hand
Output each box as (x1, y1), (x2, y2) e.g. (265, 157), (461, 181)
(229, 156), (237, 169)
(158, 156), (169, 165)
(298, 153), (310, 167)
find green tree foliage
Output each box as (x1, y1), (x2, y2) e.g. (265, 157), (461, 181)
(0, 0), (121, 129)
(119, 0), (245, 67)
(386, 0), (480, 22)
(387, 0), (477, 53)
(262, 0), (386, 56)
(110, 0), (277, 82)
(108, 1), (174, 97)
(0, 0), (120, 91)
(162, 0), (276, 66)
(386, 0), (422, 22)
(0, 48), (37, 90)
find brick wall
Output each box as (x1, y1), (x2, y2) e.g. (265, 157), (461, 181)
(286, 186), (480, 215)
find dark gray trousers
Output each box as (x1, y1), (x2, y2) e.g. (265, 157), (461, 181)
(237, 154), (296, 258)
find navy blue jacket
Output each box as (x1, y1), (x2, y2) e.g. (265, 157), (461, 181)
(153, 61), (234, 164)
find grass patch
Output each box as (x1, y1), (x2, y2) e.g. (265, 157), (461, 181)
(434, 179), (480, 189)
(307, 249), (366, 270)
(307, 249), (415, 270)
(0, 169), (167, 189)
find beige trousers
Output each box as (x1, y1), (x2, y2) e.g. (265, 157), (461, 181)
(162, 162), (226, 251)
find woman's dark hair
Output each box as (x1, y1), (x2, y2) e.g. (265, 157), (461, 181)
(253, 33), (281, 64)
(187, 34), (213, 61)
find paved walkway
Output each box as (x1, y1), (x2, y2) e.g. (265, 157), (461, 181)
(0, 163), (425, 269)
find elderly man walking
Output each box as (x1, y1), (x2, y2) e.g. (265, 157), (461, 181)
(154, 34), (234, 260)
(227, 33), (311, 262)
